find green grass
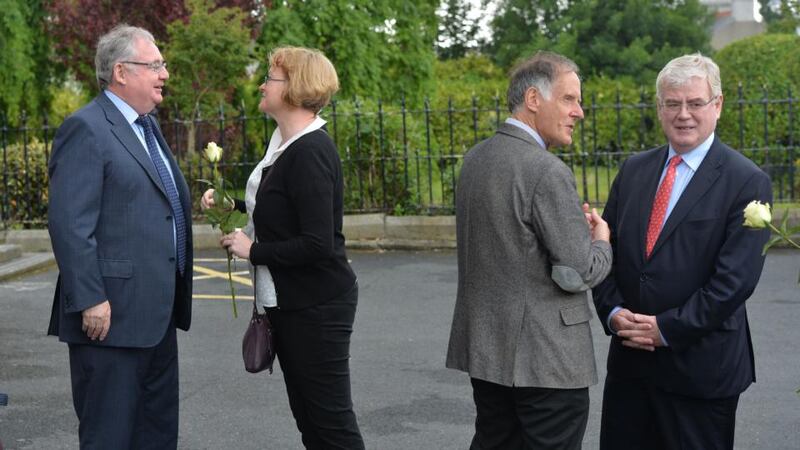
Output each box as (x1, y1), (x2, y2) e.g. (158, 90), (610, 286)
(572, 166), (619, 206)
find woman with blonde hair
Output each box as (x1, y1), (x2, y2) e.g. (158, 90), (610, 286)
(201, 46), (364, 449)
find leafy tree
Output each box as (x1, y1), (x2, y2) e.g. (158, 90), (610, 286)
(384, 2), (439, 102)
(487, 0), (713, 84)
(566, 0), (713, 83)
(486, 0), (564, 69)
(436, 0), (481, 59)
(759, 0), (800, 34)
(164, 0), (252, 153)
(0, 0), (54, 122)
(759, 0), (782, 23)
(46, 0), (262, 93)
(257, 0), (438, 103)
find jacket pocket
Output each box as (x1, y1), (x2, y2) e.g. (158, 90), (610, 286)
(560, 302), (593, 326)
(683, 215), (719, 233)
(98, 259), (133, 279)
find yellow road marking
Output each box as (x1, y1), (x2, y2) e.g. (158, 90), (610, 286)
(193, 271), (249, 281)
(192, 264), (252, 287)
(193, 294), (254, 300)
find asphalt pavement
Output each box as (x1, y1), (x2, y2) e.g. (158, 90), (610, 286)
(0, 249), (798, 449)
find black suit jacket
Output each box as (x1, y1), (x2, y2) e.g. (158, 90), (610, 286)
(593, 136), (772, 399)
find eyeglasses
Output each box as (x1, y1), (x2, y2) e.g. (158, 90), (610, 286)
(122, 60), (168, 72)
(264, 75), (287, 84)
(659, 96), (718, 113)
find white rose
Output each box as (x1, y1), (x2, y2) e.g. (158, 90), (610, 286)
(743, 200), (771, 229)
(204, 142), (223, 163)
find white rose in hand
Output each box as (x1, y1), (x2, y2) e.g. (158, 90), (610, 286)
(204, 142), (223, 163)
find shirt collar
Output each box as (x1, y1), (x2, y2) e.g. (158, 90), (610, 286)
(264, 116), (327, 165)
(104, 90), (140, 125)
(505, 117), (546, 149)
(668, 132), (715, 172)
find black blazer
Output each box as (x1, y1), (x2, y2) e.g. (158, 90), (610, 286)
(248, 129), (355, 310)
(593, 137), (772, 399)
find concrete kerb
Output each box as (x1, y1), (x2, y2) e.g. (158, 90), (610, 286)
(4, 230), (53, 252)
(0, 215), (458, 255)
(343, 214), (457, 249)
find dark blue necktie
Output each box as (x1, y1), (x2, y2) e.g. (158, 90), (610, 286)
(135, 115), (187, 275)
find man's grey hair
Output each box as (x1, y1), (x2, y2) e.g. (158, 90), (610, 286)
(656, 53), (722, 101)
(95, 25), (155, 90)
(507, 51), (579, 113)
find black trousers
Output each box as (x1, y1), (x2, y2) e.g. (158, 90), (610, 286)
(600, 376), (740, 450)
(268, 283), (364, 450)
(470, 378), (589, 450)
(68, 324), (179, 450)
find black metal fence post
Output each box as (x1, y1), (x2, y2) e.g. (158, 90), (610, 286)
(353, 97), (365, 210)
(401, 94), (409, 202)
(424, 97), (433, 207)
(377, 99), (387, 210)
(762, 85), (770, 169)
(737, 83), (745, 151)
(21, 111), (32, 222)
(591, 92), (600, 203)
(239, 101), (250, 165)
(788, 87), (796, 200)
(1, 113), (8, 228)
(494, 96), (501, 130)
(579, 104), (588, 203)
(471, 96), (478, 145)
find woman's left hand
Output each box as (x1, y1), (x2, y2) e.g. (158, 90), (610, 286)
(220, 230), (252, 260)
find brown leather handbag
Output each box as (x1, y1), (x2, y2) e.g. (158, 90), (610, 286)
(242, 302), (276, 374)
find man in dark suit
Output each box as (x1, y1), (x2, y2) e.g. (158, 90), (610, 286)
(47, 24), (192, 449)
(447, 51), (612, 450)
(593, 53), (772, 450)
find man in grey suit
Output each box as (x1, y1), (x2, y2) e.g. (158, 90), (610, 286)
(446, 51), (612, 449)
(47, 25), (192, 449)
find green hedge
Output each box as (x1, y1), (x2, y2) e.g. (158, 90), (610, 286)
(1, 138), (49, 227)
(715, 34), (800, 199)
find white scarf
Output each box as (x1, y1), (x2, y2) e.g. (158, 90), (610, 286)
(244, 116), (327, 309)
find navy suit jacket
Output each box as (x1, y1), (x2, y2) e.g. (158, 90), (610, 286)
(47, 93), (192, 348)
(593, 136), (771, 399)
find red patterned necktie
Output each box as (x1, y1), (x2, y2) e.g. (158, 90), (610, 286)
(645, 155), (682, 259)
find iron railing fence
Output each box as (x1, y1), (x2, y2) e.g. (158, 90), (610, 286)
(1, 86), (797, 228)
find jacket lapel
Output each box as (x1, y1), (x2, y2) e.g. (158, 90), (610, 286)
(648, 138), (724, 259)
(96, 94), (168, 198)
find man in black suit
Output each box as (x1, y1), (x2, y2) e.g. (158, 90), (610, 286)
(48, 24), (192, 449)
(593, 53), (772, 450)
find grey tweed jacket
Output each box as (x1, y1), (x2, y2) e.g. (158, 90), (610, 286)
(446, 123), (612, 388)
